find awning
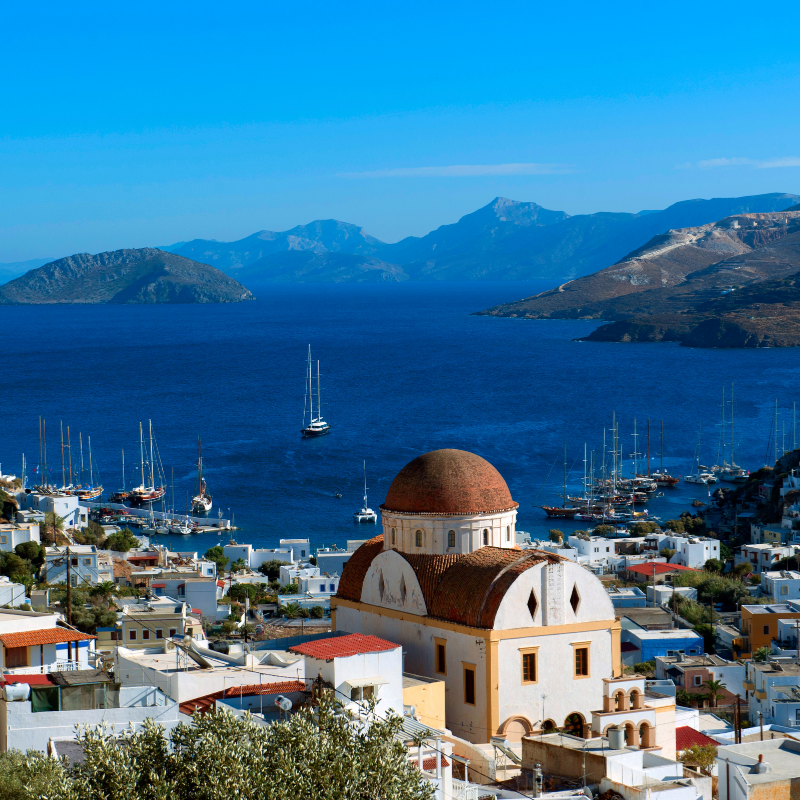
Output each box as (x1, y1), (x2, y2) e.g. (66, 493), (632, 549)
(343, 676), (389, 690)
(151, 582), (166, 588)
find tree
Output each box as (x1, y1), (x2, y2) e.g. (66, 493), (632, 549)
(0, 553), (33, 581)
(309, 605), (325, 619)
(17, 699), (435, 800)
(680, 744), (717, 775)
(14, 541), (43, 566)
(548, 529), (564, 544)
(229, 558), (247, 572)
(282, 601), (303, 619)
(660, 548), (677, 561)
(732, 562), (753, 580)
(0, 489), (18, 522)
(593, 524), (615, 537)
(221, 620), (237, 635)
(703, 678), (726, 708)
(204, 546), (228, 573)
(40, 512), (64, 545)
(89, 581), (117, 601)
(76, 521), (107, 547)
(228, 583), (256, 603)
(753, 646), (771, 662)
(704, 558), (723, 573)
(629, 521), (658, 536)
(664, 519), (685, 533)
(259, 559), (288, 581)
(106, 528), (140, 553)
(693, 623), (715, 654)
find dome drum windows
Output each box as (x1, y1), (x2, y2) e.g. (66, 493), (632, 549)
(391, 528), (396, 545)
(447, 530), (456, 549)
(415, 530), (423, 548)
(482, 529), (489, 546)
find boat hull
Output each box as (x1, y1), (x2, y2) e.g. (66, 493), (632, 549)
(301, 425), (331, 438)
(542, 506), (578, 518)
(129, 487), (166, 505)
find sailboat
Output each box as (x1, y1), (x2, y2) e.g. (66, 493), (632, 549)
(109, 450), (130, 503)
(719, 383), (749, 483)
(685, 424), (717, 484)
(74, 435), (103, 501)
(542, 444), (579, 518)
(353, 461), (377, 523)
(129, 421), (167, 505)
(191, 437), (213, 513)
(301, 345), (331, 438)
(649, 421), (680, 487)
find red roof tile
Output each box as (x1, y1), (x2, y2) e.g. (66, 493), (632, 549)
(627, 562), (700, 576)
(411, 756), (450, 771)
(676, 726), (720, 751)
(337, 535), (384, 602)
(151, 582), (166, 588)
(289, 633), (399, 660)
(179, 679), (306, 716)
(0, 674), (56, 686)
(0, 628), (95, 648)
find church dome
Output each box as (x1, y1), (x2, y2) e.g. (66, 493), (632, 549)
(381, 449), (517, 515)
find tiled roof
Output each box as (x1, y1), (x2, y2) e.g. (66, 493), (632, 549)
(0, 674), (55, 686)
(289, 633), (399, 660)
(336, 537), (565, 629)
(0, 628), (95, 648)
(411, 756), (451, 771)
(627, 562), (700, 576)
(382, 449), (517, 515)
(179, 679), (306, 716)
(676, 726), (720, 751)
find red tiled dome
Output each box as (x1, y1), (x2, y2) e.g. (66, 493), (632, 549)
(381, 449), (517, 515)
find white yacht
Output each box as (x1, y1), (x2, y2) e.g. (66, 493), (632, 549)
(301, 345), (331, 438)
(684, 473), (711, 485)
(353, 461), (377, 523)
(191, 437), (213, 513)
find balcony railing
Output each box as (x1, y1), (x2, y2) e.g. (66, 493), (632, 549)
(451, 779), (482, 800)
(3, 660), (80, 675)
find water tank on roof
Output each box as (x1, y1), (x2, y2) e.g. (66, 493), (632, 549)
(2, 683), (31, 702)
(607, 726), (626, 750)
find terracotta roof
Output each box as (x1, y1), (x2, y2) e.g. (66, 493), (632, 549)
(0, 628), (95, 648)
(381, 449), (517, 515)
(627, 562), (700, 576)
(411, 756), (451, 771)
(179, 679), (306, 716)
(676, 726), (720, 751)
(289, 633), (399, 660)
(337, 535), (385, 602)
(151, 582), (166, 588)
(337, 538), (564, 629)
(0, 674), (55, 686)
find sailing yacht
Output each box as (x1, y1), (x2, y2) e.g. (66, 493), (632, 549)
(542, 444), (579, 518)
(129, 421), (167, 505)
(353, 461), (377, 523)
(301, 345), (331, 438)
(715, 384), (749, 483)
(191, 438), (213, 513)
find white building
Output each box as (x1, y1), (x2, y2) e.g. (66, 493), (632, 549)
(744, 658), (800, 726)
(333, 448), (623, 744)
(0, 577), (27, 608)
(297, 572), (340, 595)
(663, 534), (720, 569)
(762, 570), (800, 601)
(0, 521), (40, 552)
(717, 738), (800, 800)
(14, 492), (86, 530)
(42, 545), (114, 586)
(738, 544), (797, 575)
(280, 539), (311, 560)
(279, 563), (319, 585)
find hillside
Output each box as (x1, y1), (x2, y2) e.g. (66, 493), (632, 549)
(233, 251), (408, 283)
(156, 192), (800, 283)
(477, 212), (800, 320)
(0, 249), (254, 305)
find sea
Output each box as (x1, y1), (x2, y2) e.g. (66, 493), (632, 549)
(2, 280), (799, 557)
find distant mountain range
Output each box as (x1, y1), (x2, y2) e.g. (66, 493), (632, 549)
(0, 249), (254, 305)
(477, 207), (800, 348)
(159, 192), (800, 283)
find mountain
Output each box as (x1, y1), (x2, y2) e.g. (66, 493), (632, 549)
(158, 193), (800, 283)
(233, 251), (407, 283)
(477, 211), (800, 320)
(0, 249), (254, 305)
(161, 220), (384, 273)
(0, 258), (58, 284)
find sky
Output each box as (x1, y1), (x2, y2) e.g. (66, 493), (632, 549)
(2, 1), (800, 261)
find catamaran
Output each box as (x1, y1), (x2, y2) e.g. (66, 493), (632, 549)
(301, 345), (331, 438)
(353, 461), (377, 523)
(129, 420), (166, 505)
(191, 437), (212, 513)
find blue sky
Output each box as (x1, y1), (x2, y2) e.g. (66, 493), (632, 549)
(2, 1), (800, 261)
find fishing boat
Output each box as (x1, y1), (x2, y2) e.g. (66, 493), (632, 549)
(129, 421), (166, 505)
(191, 438), (213, 513)
(353, 461), (378, 523)
(301, 345), (331, 438)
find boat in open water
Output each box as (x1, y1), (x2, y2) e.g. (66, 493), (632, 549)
(301, 345), (331, 438)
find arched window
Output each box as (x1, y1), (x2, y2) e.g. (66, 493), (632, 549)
(391, 528), (396, 545)
(448, 530), (456, 548)
(415, 530), (423, 548)
(506, 525), (511, 542)
(483, 529), (489, 546)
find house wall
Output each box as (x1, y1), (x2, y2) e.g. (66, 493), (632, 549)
(403, 677), (445, 730)
(740, 609), (800, 657)
(0, 524), (40, 552)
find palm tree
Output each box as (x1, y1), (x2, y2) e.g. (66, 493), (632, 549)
(753, 646), (771, 662)
(282, 601), (303, 619)
(90, 581), (117, 601)
(703, 677), (726, 708)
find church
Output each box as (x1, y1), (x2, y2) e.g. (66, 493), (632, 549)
(332, 449), (623, 744)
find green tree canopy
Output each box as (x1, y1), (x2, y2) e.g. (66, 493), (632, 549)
(203, 546), (228, 573)
(629, 521), (658, 536)
(704, 558), (723, 573)
(679, 744), (717, 775)
(106, 528), (140, 553)
(258, 559), (288, 581)
(14, 541), (43, 565)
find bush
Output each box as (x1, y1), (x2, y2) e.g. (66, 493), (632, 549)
(259, 559), (289, 582)
(664, 519), (685, 533)
(629, 521), (658, 536)
(632, 660), (655, 676)
(660, 548), (677, 560)
(106, 528), (140, 553)
(704, 558), (723, 573)
(14, 541), (43, 566)
(76, 520), (107, 547)
(593, 525), (615, 537)
(309, 605), (325, 619)
(204, 546), (228, 573)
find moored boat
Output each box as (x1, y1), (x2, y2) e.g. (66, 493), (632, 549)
(191, 437), (213, 513)
(301, 345), (331, 438)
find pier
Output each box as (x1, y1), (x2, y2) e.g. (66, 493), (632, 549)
(82, 501), (232, 532)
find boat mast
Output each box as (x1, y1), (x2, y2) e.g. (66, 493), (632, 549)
(721, 387), (726, 466)
(583, 443), (587, 500)
(646, 419), (651, 476)
(42, 419), (47, 486)
(67, 427), (72, 486)
(363, 460), (368, 509)
(139, 422), (145, 489)
(632, 418), (638, 478)
(80, 433), (84, 485)
(197, 437), (203, 496)
(38, 416), (42, 486)
(60, 421), (65, 489)
(307, 345), (313, 424)
(317, 360), (322, 423)
(89, 436), (93, 486)
(660, 420), (664, 475)
(563, 442), (567, 507)
(775, 399), (779, 465)
(731, 382), (736, 466)
(149, 419), (155, 489)
(122, 449), (125, 491)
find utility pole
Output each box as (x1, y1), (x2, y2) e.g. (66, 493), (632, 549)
(759, 710), (764, 741)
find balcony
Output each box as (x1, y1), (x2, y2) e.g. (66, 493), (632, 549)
(2, 660), (81, 676)
(743, 681), (755, 692)
(755, 690), (767, 700)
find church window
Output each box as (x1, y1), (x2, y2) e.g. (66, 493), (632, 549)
(574, 646), (589, 677)
(415, 530), (423, 547)
(391, 528), (396, 545)
(521, 649), (537, 684)
(378, 572), (385, 601)
(463, 664), (476, 705)
(483, 529), (488, 546)
(506, 526), (510, 542)
(435, 639), (447, 675)
(400, 575), (407, 604)
(570, 585), (581, 614)
(448, 530), (456, 548)
(527, 590), (538, 620)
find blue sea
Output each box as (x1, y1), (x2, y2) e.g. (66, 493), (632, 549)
(2, 281), (799, 555)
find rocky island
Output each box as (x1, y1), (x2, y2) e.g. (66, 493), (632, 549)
(476, 207), (800, 348)
(0, 248), (254, 305)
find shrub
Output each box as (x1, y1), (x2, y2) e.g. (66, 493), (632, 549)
(632, 661), (655, 676)
(106, 528), (140, 553)
(259, 559), (289, 581)
(629, 521), (658, 536)
(204, 546), (229, 573)
(309, 605), (325, 619)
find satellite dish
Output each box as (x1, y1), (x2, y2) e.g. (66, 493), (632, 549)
(274, 695), (292, 712)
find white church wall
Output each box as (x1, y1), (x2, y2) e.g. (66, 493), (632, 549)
(361, 551), (427, 615)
